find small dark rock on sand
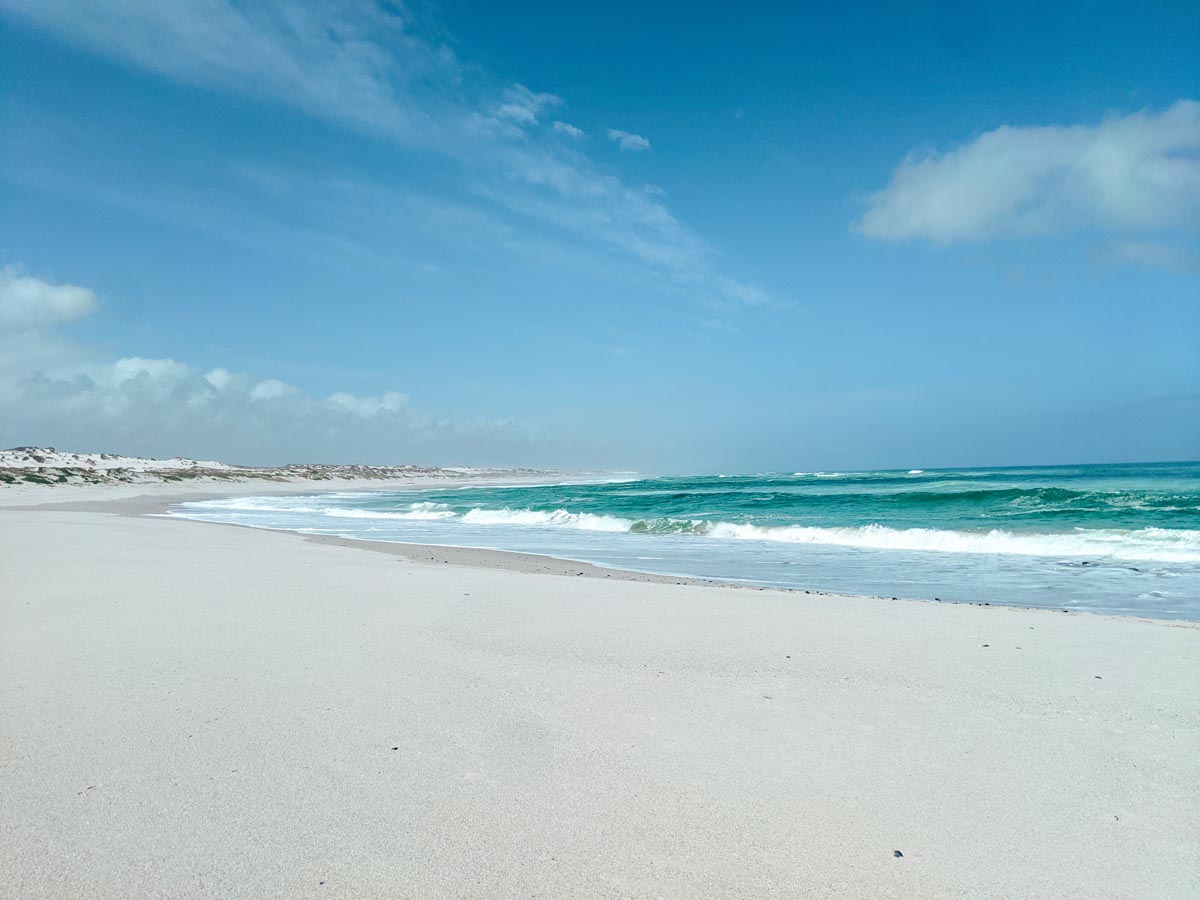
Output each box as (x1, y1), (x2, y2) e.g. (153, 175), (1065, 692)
(893, 850), (904, 858)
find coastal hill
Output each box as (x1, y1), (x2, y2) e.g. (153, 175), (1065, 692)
(0, 447), (552, 486)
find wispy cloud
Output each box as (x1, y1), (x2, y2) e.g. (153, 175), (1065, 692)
(714, 277), (770, 307)
(1, 0), (450, 145)
(1111, 240), (1195, 272)
(551, 121), (584, 139)
(607, 129), (651, 152)
(1, 1), (764, 311)
(495, 84), (561, 126)
(856, 100), (1200, 243)
(0, 267), (598, 465)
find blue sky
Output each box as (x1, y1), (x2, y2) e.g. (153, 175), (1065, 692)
(1, 1), (1197, 470)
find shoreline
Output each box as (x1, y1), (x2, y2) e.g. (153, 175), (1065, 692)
(0, 479), (922, 603)
(6, 479), (1194, 623)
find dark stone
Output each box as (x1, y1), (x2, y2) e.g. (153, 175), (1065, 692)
(982, 644), (989, 647)
(893, 850), (904, 858)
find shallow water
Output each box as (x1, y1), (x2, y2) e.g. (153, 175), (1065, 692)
(171, 462), (1200, 619)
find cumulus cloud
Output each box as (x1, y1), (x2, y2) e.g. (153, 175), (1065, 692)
(0, 269), (595, 465)
(857, 100), (1200, 243)
(607, 129), (651, 152)
(0, 266), (99, 330)
(551, 121), (584, 139)
(325, 390), (409, 418)
(203, 367), (234, 390)
(248, 378), (298, 401)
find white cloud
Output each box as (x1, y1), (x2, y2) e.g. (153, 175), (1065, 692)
(112, 357), (190, 386)
(0, 268), (599, 465)
(203, 367), (234, 390)
(552, 121), (584, 139)
(249, 378), (298, 401)
(495, 84), (561, 126)
(857, 100), (1200, 243)
(0, 266), (99, 330)
(325, 390), (408, 418)
(607, 129), (651, 152)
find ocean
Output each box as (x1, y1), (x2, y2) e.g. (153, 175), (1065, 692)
(170, 462), (1200, 619)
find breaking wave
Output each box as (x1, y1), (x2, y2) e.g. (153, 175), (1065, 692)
(181, 496), (1200, 563)
(460, 507), (630, 531)
(325, 502), (456, 521)
(702, 522), (1200, 563)
(456, 512), (1200, 562)
(460, 511), (1200, 562)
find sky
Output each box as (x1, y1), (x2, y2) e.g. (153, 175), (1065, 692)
(1, 0), (1197, 471)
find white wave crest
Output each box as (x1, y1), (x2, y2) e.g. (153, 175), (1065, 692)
(461, 507), (631, 531)
(705, 522), (1200, 562)
(325, 502), (455, 521)
(907, 469), (924, 475)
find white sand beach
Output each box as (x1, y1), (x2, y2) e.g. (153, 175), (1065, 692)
(3, 484), (1198, 899)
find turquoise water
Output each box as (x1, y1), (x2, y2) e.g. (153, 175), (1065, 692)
(173, 462), (1200, 618)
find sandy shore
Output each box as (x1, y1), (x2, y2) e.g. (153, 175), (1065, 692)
(2, 484), (1198, 899)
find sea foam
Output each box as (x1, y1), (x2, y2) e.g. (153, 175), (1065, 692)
(703, 521), (1200, 562)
